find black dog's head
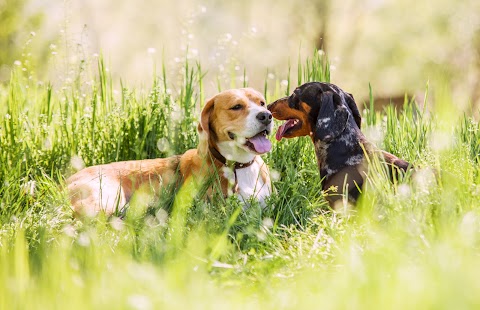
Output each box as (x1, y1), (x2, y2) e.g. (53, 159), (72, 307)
(268, 82), (362, 142)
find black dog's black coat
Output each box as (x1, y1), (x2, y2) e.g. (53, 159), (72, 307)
(273, 82), (411, 206)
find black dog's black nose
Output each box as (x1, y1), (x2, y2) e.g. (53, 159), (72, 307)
(256, 111), (272, 125)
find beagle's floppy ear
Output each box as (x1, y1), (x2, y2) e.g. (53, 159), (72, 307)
(199, 96), (215, 135)
(314, 91), (349, 142)
(197, 96), (215, 156)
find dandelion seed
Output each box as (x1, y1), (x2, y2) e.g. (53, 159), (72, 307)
(13, 60), (21, 66)
(397, 183), (411, 198)
(262, 217), (273, 229)
(413, 168), (436, 193)
(363, 126), (384, 145)
(68, 55), (78, 64)
(174, 57), (181, 63)
(200, 6), (207, 13)
(268, 73), (275, 80)
(30, 31), (36, 37)
(77, 232), (90, 247)
(225, 33), (232, 41)
(280, 80), (289, 87)
(251, 27), (257, 33)
(49, 44), (57, 50)
(62, 225), (76, 237)
(21, 180), (36, 196)
(93, 53), (99, 58)
(145, 215), (158, 227)
(188, 34), (194, 40)
(110, 217), (124, 231)
(270, 169), (280, 182)
(171, 104), (182, 122)
(128, 294), (152, 310)
(256, 230), (267, 241)
(330, 65), (337, 71)
(429, 131), (452, 152)
(234, 65), (240, 71)
(147, 47), (156, 54)
(460, 211), (477, 244)
(155, 208), (168, 227)
(156, 138), (170, 152)
(43, 138), (52, 150)
(222, 166), (235, 182)
(70, 155), (85, 171)
(72, 275), (84, 287)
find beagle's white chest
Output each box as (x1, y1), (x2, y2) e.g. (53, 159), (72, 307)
(234, 160), (271, 207)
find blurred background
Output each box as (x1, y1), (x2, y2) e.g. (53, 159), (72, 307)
(2, 0), (480, 110)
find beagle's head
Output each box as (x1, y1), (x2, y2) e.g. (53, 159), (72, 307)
(267, 82), (362, 143)
(198, 88), (273, 163)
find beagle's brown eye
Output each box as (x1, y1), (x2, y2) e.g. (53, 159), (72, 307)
(260, 101), (266, 106)
(230, 104), (243, 110)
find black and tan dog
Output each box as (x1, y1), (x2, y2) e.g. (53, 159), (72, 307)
(268, 82), (411, 208)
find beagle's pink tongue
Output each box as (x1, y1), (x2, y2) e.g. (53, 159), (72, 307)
(275, 119), (296, 141)
(248, 134), (272, 154)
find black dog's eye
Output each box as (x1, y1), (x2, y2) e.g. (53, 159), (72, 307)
(288, 96), (300, 109)
(288, 89), (301, 108)
(230, 104), (243, 110)
(260, 101), (266, 106)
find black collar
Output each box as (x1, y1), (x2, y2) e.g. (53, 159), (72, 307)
(209, 145), (255, 170)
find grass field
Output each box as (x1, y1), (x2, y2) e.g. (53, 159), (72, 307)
(1, 51), (480, 309)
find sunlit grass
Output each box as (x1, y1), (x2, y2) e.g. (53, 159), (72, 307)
(1, 50), (480, 309)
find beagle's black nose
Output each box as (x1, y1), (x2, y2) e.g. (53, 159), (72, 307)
(256, 111), (273, 125)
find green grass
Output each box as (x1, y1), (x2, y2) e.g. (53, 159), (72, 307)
(1, 50), (480, 309)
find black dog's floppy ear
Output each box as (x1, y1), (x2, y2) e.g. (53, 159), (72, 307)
(315, 91), (349, 142)
(345, 92), (362, 129)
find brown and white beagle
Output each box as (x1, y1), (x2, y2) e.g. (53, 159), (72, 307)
(67, 88), (273, 216)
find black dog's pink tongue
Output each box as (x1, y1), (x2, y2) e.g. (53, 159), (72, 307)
(248, 134), (272, 154)
(275, 119), (296, 141)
